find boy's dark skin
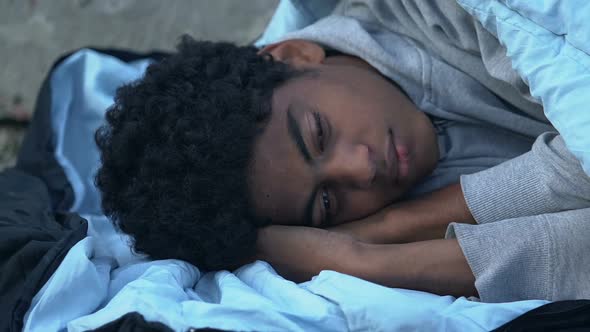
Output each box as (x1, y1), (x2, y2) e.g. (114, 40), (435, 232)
(248, 39), (478, 297)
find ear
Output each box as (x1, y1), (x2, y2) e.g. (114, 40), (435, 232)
(259, 39), (325, 67)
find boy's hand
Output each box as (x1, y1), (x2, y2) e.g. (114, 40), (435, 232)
(255, 225), (361, 282)
(329, 183), (475, 244)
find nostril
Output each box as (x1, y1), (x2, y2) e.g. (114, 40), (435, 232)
(364, 144), (373, 160)
(341, 143), (377, 188)
(360, 161), (377, 189)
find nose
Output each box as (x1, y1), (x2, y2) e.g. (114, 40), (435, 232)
(320, 142), (376, 189)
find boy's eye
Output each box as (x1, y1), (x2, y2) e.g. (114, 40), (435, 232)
(313, 112), (325, 152)
(321, 189), (331, 224)
(321, 189), (331, 210)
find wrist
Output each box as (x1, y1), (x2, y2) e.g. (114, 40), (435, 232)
(446, 182), (475, 224)
(387, 183), (475, 242)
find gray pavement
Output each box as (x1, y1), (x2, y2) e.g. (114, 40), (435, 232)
(0, 0), (278, 170)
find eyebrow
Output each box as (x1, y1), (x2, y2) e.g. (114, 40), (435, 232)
(286, 104), (317, 226)
(286, 104), (311, 162)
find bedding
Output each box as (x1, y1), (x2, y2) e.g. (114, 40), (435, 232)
(0, 169), (87, 332)
(16, 0), (590, 330)
(456, 0), (590, 176)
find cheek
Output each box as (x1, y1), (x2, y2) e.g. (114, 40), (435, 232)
(250, 186), (301, 225)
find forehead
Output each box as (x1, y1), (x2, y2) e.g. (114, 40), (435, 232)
(247, 78), (312, 224)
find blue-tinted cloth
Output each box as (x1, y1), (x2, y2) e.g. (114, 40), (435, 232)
(255, 0), (339, 47)
(457, 0), (590, 176)
(49, 50), (152, 214)
(21, 48), (548, 332)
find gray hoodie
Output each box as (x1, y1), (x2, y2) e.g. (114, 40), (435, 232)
(281, 0), (590, 302)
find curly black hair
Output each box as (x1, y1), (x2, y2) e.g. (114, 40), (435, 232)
(95, 36), (302, 270)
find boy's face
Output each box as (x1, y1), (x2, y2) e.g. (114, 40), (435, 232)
(248, 41), (439, 227)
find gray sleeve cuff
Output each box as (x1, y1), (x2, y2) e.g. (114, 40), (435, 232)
(461, 133), (590, 224)
(447, 219), (552, 302)
(447, 207), (590, 302)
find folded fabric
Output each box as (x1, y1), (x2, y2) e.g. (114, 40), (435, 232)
(457, 0), (590, 175)
(28, 216), (546, 332)
(0, 168), (87, 332)
(255, 0), (340, 47)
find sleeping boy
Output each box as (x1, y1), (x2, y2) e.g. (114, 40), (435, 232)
(95, 0), (590, 302)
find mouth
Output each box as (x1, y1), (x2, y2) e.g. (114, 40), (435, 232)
(395, 139), (410, 181)
(385, 129), (411, 184)
(385, 129), (398, 184)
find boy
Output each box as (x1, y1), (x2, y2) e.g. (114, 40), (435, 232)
(96, 0), (590, 302)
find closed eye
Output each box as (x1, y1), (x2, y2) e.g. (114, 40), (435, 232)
(320, 187), (331, 226)
(311, 111), (337, 226)
(313, 111), (325, 152)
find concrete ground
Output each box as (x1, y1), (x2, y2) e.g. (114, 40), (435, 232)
(0, 0), (278, 170)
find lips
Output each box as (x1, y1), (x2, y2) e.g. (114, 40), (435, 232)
(395, 138), (410, 180)
(385, 129), (398, 184)
(385, 129), (410, 184)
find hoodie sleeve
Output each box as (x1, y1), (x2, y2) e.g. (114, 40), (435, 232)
(459, 132), (590, 224)
(445, 132), (590, 302)
(447, 208), (590, 302)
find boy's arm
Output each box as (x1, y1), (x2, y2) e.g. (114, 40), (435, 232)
(329, 183), (475, 244)
(256, 225), (477, 297)
(256, 134), (590, 300)
(459, 133), (590, 224)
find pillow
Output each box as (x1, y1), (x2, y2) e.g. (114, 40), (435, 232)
(457, 0), (590, 175)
